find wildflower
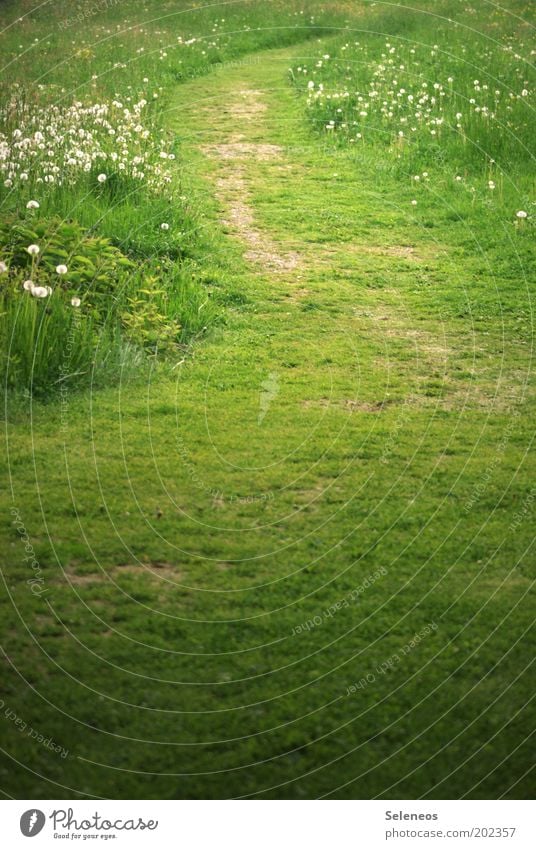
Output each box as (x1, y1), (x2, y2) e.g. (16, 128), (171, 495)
(26, 200), (40, 209)
(411, 200), (418, 206)
(455, 175), (462, 181)
(160, 223), (169, 230)
(71, 296), (81, 307)
(516, 210), (528, 219)
(55, 264), (68, 275)
(97, 173), (107, 183)
(31, 286), (48, 298)
(0, 261), (7, 274)
(23, 279), (34, 291)
(27, 244), (40, 256)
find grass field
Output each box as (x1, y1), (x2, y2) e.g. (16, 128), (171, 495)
(0, 0), (535, 799)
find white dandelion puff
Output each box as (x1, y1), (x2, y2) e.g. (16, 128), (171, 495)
(31, 286), (48, 298)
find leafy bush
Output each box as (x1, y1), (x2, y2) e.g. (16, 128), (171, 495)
(0, 215), (133, 302)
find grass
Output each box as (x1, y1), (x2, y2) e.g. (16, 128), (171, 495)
(0, 0), (535, 800)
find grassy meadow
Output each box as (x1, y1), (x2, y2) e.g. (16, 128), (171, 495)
(0, 0), (535, 800)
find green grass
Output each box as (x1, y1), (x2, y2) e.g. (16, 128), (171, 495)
(0, 0), (535, 800)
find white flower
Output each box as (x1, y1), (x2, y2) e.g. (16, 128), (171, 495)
(516, 210), (528, 219)
(23, 279), (34, 291)
(411, 199), (418, 206)
(56, 264), (68, 275)
(97, 173), (107, 183)
(0, 261), (7, 274)
(26, 200), (40, 209)
(71, 296), (81, 307)
(31, 286), (48, 298)
(455, 175), (462, 181)
(160, 222), (169, 230)
(27, 244), (40, 256)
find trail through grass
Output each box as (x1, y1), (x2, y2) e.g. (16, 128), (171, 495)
(1, 36), (535, 800)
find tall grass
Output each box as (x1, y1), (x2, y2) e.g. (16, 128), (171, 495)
(0, 287), (128, 398)
(291, 1), (535, 224)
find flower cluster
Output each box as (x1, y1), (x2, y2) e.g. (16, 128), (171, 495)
(0, 95), (174, 193)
